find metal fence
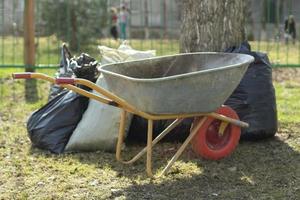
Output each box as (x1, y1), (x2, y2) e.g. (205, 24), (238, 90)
(1, 0), (300, 69)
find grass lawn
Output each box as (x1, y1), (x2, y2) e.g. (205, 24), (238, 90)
(0, 37), (180, 67)
(0, 67), (299, 199)
(1, 36), (300, 67)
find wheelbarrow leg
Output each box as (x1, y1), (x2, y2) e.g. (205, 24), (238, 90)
(159, 116), (207, 177)
(119, 118), (184, 164)
(146, 119), (154, 177)
(116, 116), (154, 177)
(116, 110), (127, 162)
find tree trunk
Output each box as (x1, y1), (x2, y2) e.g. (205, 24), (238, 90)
(180, 0), (246, 52)
(70, 4), (78, 51)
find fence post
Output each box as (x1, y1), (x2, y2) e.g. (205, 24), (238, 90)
(24, 0), (38, 102)
(24, 0), (35, 69)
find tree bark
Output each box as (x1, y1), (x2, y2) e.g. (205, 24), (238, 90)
(180, 0), (246, 52)
(70, 7), (78, 51)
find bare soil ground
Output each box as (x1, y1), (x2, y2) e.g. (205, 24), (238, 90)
(273, 68), (300, 83)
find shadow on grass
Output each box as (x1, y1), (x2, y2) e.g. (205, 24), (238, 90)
(106, 136), (299, 199)
(27, 129), (299, 199)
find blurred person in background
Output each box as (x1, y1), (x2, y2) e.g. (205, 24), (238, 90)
(110, 7), (119, 40)
(118, 5), (129, 40)
(284, 15), (296, 45)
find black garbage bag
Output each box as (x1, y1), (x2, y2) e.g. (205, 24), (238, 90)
(126, 116), (193, 144)
(48, 44), (100, 101)
(225, 41), (278, 140)
(69, 53), (99, 83)
(48, 44), (73, 101)
(27, 90), (89, 153)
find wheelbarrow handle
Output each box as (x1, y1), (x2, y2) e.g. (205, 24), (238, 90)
(55, 77), (75, 85)
(55, 77), (144, 115)
(12, 72), (121, 108)
(12, 72), (32, 79)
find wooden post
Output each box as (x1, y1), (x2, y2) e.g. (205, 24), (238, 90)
(144, 0), (149, 39)
(24, 0), (37, 102)
(163, 0), (167, 38)
(24, 0), (35, 69)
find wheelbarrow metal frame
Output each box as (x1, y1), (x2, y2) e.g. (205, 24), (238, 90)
(12, 72), (248, 178)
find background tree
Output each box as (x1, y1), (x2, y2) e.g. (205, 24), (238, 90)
(180, 0), (246, 52)
(41, 0), (107, 51)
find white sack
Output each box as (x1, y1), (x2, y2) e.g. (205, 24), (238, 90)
(65, 43), (155, 152)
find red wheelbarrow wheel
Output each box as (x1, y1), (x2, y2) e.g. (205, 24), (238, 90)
(191, 105), (241, 160)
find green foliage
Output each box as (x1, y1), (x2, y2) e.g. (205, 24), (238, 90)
(40, 0), (108, 50)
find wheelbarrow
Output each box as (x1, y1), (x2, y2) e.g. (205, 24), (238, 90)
(13, 52), (254, 178)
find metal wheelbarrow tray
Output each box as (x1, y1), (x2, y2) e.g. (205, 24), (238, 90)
(13, 52), (254, 178)
(100, 52), (254, 114)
